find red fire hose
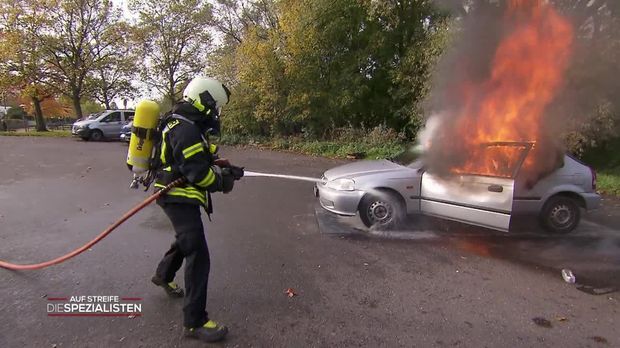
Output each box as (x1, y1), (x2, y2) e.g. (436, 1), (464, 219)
(0, 178), (185, 271)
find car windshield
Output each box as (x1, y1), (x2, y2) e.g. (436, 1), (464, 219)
(87, 112), (102, 120)
(450, 142), (532, 178)
(389, 145), (423, 166)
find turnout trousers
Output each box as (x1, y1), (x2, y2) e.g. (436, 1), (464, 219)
(155, 202), (210, 328)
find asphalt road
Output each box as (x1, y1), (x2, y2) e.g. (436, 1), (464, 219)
(0, 137), (618, 348)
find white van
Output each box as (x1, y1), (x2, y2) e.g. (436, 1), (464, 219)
(72, 110), (135, 141)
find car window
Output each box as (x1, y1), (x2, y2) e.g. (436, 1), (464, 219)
(102, 112), (121, 123)
(451, 143), (531, 178)
(125, 111), (135, 121)
(87, 112), (102, 120)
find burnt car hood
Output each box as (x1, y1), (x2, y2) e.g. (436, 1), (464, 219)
(323, 160), (405, 180)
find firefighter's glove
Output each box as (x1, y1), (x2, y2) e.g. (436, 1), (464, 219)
(229, 165), (244, 181)
(220, 167), (235, 194)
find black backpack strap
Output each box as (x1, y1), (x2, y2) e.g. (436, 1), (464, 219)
(171, 114), (195, 125)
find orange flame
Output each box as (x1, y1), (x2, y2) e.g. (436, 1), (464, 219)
(447, 0), (574, 178)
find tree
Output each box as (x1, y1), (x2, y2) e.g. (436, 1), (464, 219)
(38, 0), (124, 119)
(89, 20), (137, 109)
(207, 0), (449, 138)
(130, 0), (213, 105)
(211, 0), (280, 45)
(0, 0), (51, 131)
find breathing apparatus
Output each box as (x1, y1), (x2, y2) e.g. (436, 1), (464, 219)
(126, 100), (161, 189)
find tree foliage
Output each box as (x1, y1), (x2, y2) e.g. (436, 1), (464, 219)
(38, 0), (125, 119)
(0, 0), (52, 130)
(210, 0), (449, 138)
(130, 0), (213, 107)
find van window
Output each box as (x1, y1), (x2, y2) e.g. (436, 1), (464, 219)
(125, 111), (135, 121)
(102, 112), (121, 123)
(87, 112), (102, 120)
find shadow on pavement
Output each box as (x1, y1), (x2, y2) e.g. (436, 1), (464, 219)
(315, 205), (620, 295)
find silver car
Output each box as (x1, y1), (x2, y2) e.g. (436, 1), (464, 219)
(315, 142), (600, 234)
(72, 110), (135, 141)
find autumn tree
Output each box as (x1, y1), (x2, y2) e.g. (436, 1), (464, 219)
(130, 0), (213, 106)
(0, 0), (51, 131)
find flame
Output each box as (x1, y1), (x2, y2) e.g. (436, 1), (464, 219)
(438, 0), (574, 178)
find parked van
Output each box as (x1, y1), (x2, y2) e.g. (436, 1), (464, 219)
(72, 110), (135, 141)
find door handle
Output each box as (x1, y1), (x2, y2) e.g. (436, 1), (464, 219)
(488, 184), (503, 193)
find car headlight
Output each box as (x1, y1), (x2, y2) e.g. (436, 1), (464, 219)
(325, 178), (355, 191)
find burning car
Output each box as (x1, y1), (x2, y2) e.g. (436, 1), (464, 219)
(314, 142), (600, 234)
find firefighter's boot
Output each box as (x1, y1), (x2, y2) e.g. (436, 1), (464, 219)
(151, 276), (184, 298)
(184, 320), (229, 343)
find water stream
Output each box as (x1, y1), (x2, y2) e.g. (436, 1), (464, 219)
(244, 170), (323, 184)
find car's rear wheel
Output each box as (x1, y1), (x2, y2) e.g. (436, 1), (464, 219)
(90, 129), (103, 141)
(359, 190), (405, 230)
(539, 195), (580, 234)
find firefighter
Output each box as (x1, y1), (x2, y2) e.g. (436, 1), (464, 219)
(151, 76), (235, 343)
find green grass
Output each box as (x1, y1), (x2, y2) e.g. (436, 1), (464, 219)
(581, 138), (620, 195)
(0, 130), (72, 137)
(597, 169), (620, 196)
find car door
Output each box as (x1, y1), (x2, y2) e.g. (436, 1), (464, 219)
(99, 111), (122, 137)
(420, 142), (531, 232)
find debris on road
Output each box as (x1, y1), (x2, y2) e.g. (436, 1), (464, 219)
(588, 336), (608, 344)
(555, 316), (568, 322)
(532, 317), (552, 328)
(561, 269), (576, 284)
(284, 288), (297, 298)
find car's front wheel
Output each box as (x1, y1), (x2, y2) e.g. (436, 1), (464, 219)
(359, 190), (405, 230)
(539, 195), (581, 234)
(89, 129), (104, 141)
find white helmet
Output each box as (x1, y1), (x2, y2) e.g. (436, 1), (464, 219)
(183, 76), (231, 114)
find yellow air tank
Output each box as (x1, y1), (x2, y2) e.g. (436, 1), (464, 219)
(127, 100), (160, 174)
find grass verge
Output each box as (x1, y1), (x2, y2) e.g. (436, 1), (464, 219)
(597, 169), (620, 196)
(0, 130), (72, 137)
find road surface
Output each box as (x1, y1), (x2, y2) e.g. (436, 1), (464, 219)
(0, 137), (618, 347)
